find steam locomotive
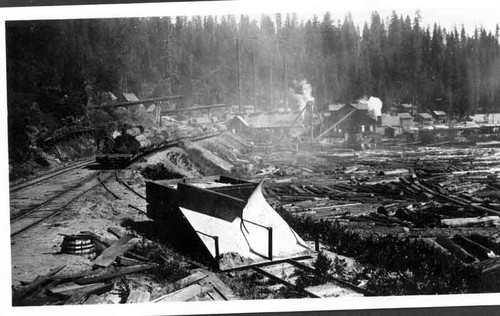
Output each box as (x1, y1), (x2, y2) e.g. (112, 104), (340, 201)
(95, 125), (220, 167)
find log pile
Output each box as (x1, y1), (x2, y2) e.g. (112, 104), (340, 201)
(262, 147), (500, 274)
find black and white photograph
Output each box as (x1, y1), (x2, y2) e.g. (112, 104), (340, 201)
(2, 0), (500, 314)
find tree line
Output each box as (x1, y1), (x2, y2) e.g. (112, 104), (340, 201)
(7, 12), (500, 134)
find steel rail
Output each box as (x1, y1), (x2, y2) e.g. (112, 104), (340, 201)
(11, 171), (102, 222)
(114, 173), (146, 200)
(11, 172), (113, 237)
(10, 158), (94, 193)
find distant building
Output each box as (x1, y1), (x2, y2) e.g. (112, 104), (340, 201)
(398, 112), (414, 129)
(432, 110), (447, 123)
(471, 113), (500, 124)
(228, 112), (306, 142)
(227, 115), (250, 134)
(379, 115), (403, 137)
(415, 113), (434, 125)
(318, 104), (377, 139)
(390, 103), (413, 115)
(118, 92), (144, 110)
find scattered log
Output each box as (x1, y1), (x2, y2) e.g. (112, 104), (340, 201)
(55, 282), (112, 301)
(453, 234), (497, 261)
(153, 284), (212, 302)
(13, 265), (66, 302)
(435, 236), (477, 263)
(93, 235), (139, 268)
(441, 216), (500, 228)
(75, 264), (156, 285)
(420, 238), (453, 257)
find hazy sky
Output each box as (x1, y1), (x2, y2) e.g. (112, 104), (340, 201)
(307, 7), (499, 35)
(260, 0), (500, 35)
(0, 0), (498, 35)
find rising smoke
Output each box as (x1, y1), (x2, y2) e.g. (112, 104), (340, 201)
(293, 80), (315, 118)
(357, 96), (383, 117)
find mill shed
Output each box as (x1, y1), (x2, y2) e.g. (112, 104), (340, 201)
(146, 176), (312, 270)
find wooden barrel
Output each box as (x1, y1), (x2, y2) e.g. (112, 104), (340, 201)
(61, 235), (96, 256)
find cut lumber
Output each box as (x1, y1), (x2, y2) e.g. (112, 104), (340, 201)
(14, 265), (66, 301)
(75, 264), (156, 285)
(93, 235), (139, 268)
(192, 268), (238, 300)
(117, 255), (144, 266)
(153, 284), (212, 302)
(56, 283), (112, 299)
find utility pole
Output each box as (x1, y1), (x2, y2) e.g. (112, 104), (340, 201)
(310, 101), (314, 143)
(269, 52), (273, 112)
(236, 39), (241, 113)
(253, 49), (257, 109)
(283, 54), (287, 109)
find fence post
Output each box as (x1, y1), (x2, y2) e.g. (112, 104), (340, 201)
(268, 227), (273, 260)
(214, 236), (220, 270)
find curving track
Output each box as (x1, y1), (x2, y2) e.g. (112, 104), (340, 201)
(9, 158), (95, 193)
(10, 168), (114, 237)
(98, 171), (148, 214)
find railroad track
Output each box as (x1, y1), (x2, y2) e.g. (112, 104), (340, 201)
(98, 171), (147, 214)
(10, 171), (113, 237)
(10, 158), (95, 194)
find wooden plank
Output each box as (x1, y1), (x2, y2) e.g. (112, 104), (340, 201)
(14, 265), (66, 301)
(126, 290), (151, 303)
(93, 235), (139, 268)
(57, 283), (112, 299)
(117, 255), (144, 266)
(153, 284), (212, 302)
(48, 282), (85, 294)
(174, 271), (207, 289)
(193, 268), (238, 300)
(75, 264), (156, 285)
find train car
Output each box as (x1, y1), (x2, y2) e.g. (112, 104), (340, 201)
(95, 124), (222, 167)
